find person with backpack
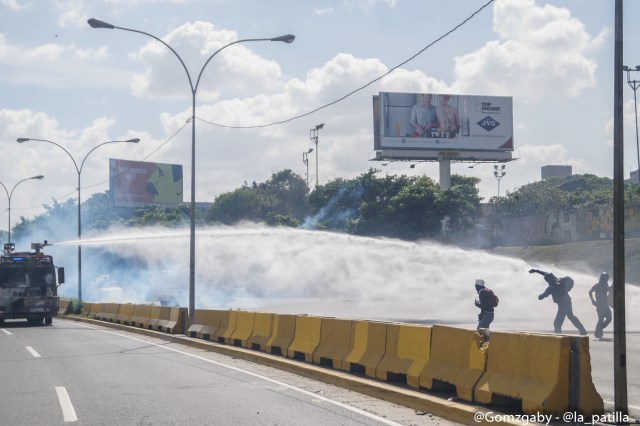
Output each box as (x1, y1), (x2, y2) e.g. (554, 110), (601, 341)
(474, 279), (497, 330)
(589, 272), (612, 339)
(529, 269), (588, 335)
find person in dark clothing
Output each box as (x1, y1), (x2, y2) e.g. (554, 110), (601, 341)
(589, 272), (612, 338)
(474, 279), (494, 330)
(529, 269), (587, 335)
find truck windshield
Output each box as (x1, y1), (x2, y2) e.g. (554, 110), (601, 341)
(0, 264), (56, 288)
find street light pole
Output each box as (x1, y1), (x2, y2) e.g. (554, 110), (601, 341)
(88, 18), (295, 323)
(493, 164), (506, 197)
(16, 137), (140, 305)
(623, 64), (640, 178)
(302, 148), (313, 187)
(0, 175), (44, 244)
(309, 123), (324, 188)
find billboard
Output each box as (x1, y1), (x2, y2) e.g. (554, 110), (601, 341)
(377, 92), (513, 152)
(109, 159), (183, 207)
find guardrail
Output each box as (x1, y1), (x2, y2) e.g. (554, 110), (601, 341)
(78, 303), (603, 416)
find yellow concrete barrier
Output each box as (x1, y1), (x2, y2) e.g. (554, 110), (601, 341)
(115, 304), (135, 325)
(226, 311), (256, 346)
(81, 302), (93, 316)
(163, 307), (188, 334)
(341, 320), (387, 378)
(187, 309), (209, 338)
(312, 318), (353, 369)
(58, 299), (70, 315)
(375, 323), (431, 389)
(131, 304), (152, 328)
(572, 336), (604, 415)
(246, 312), (274, 351)
(145, 305), (168, 330)
(474, 331), (581, 415)
(419, 325), (486, 401)
(287, 315), (322, 362)
(200, 310), (222, 340)
(212, 310), (237, 343)
(98, 303), (119, 322)
(264, 314), (296, 355)
(148, 306), (172, 331)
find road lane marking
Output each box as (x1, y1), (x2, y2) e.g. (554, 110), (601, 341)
(74, 322), (403, 426)
(25, 346), (41, 358)
(1, 329), (12, 335)
(55, 386), (78, 422)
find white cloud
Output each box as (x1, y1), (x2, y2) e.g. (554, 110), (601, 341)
(312, 7), (334, 16)
(0, 0), (30, 11)
(451, 0), (607, 101)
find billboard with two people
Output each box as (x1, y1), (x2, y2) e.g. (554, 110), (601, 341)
(378, 92), (513, 152)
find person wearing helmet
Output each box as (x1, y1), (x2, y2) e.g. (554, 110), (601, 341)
(589, 272), (612, 339)
(529, 269), (587, 335)
(474, 279), (495, 330)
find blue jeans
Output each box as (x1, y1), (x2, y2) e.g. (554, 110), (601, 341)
(477, 311), (494, 329)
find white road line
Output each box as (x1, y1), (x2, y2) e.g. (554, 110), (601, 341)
(25, 346), (41, 358)
(55, 386), (78, 423)
(1, 329), (12, 335)
(73, 322), (403, 426)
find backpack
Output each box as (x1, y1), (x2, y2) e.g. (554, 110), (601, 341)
(561, 277), (574, 292)
(483, 288), (499, 308)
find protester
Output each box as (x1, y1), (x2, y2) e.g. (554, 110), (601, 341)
(589, 272), (612, 339)
(474, 279), (496, 330)
(529, 268), (588, 335)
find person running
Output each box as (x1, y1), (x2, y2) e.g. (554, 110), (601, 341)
(589, 272), (612, 339)
(529, 269), (588, 335)
(474, 279), (496, 330)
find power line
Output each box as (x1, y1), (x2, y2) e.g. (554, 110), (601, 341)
(197, 0), (494, 130)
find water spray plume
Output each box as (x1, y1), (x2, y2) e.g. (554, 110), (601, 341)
(50, 224), (640, 332)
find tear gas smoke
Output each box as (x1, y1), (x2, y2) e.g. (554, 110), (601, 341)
(50, 224), (640, 332)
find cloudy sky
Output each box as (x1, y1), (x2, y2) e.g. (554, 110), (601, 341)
(1, 0), (639, 227)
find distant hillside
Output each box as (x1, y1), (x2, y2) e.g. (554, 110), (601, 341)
(488, 238), (640, 286)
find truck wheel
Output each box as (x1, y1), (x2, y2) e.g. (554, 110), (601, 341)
(45, 317), (53, 325)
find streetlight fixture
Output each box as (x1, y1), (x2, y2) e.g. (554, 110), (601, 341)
(0, 175), (44, 244)
(16, 137), (140, 305)
(309, 123), (324, 188)
(623, 65), (640, 179)
(88, 17), (295, 323)
(302, 148), (313, 187)
(493, 164), (506, 197)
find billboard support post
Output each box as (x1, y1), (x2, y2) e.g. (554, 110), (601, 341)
(439, 160), (451, 190)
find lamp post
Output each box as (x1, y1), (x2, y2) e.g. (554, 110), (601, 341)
(623, 65), (640, 178)
(16, 137), (140, 305)
(88, 18), (294, 323)
(302, 148), (313, 187)
(493, 164), (506, 197)
(309, 123), (324, 188)
(0, 175), (44, 244)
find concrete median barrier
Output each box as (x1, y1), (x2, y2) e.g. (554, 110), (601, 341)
(419, 325), (486, 401)
(227, 311), (256, 347)
(58, 299), (70, 315)
(341, 320), (387, 378)
(212, 310), (237, 343)
(264, 314), (296, 355)
(287, 315), (321, 362)
(163, 307), (188, 334)
(474, 331), (603, 415)
(98, 303), (119, 322)
(312, 318), (353, 369)
(146, 306), (171, 331)
(246, 312), (274, 351)
(376, 323), (431, 389)
(130, 304), (151, 328)
(115, 304), (135, 325)
(187, 309), (207, 338)
(200, 310), (222, 340)
(151, 306), (172, 331)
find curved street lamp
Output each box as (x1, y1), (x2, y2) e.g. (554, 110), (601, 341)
(88, 17), (295, 323)
(623, 65), (640, 178)
(493, 164), (506, 197)
(16, 137), (140, 305)
(0, 175), (44, 244)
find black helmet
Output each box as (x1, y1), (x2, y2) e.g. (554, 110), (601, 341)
(600, 272), (609, 282)
(475, 279), (485, 291)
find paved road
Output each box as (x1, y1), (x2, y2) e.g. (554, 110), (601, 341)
(0, 319), (456, 426)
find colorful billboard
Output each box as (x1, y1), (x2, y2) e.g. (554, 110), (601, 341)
(109, 159), (183, 207)
(378, 92), (513, 152)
